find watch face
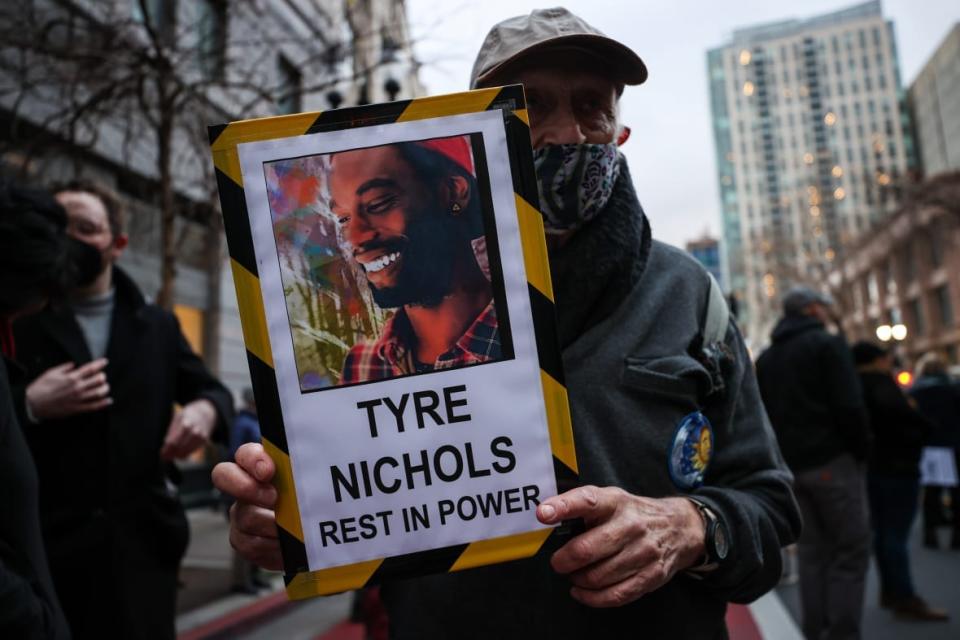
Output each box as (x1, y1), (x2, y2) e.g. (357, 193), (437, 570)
(714, 521), (729, 560)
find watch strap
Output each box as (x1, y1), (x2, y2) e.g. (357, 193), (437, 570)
(685, 497), (720, 574)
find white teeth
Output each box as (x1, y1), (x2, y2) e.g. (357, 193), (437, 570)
(363, 252), (400, 273)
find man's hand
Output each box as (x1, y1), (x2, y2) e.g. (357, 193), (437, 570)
(212, 443), (282, 570)
(160, 398), (218, 461)
(25, 359), (112, 420)
(536, 486), (706, 608)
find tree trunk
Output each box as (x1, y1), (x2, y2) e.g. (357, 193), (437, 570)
(202, 203), (225, 375)
(156, 109), (176, 310)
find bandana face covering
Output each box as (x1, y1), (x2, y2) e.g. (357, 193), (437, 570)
(533, 143), (621, 234)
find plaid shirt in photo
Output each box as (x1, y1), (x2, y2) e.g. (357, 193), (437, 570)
(340, 300), (500, 384)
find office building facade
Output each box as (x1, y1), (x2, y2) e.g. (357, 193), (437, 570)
(827, 175), (960, 366)
(909, 23), (960, 177)
(708, 1), (915, 341)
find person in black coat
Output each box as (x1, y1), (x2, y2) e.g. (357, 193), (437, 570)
(853, 341), (948, 621)
(757, 287), (871, 640)
(1, 181), (102, 639)
(909, 352), (960, 549)
(10, 181), (234, 640)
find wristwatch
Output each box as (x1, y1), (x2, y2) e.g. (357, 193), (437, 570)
(686, 498), (730, 572)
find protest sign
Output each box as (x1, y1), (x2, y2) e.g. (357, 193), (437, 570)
(209, 86), (577, 598)
(920, 446), (959, 487)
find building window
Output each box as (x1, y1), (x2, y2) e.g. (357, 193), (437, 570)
(853, 279), (864, 310)
(901, 241), (917, 283)
(909, 298), (926, 337)
(929, 226), (944, 268)
(197, 0), (227, 80)
(132, 0), (177, 43)
(884, 260), (897, 297)
(276, 55), (301, 115)
(868, 272), (879, 304)
(936, 286), (954, 328)
(380, 26), (400, 64)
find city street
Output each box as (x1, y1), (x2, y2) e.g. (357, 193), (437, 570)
(176, 508), (960, 639)
(777, 525), (960, 640)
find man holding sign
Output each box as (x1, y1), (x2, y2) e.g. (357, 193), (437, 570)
(214, 8), (800, 638)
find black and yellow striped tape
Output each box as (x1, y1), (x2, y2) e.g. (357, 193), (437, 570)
(209, 85), (578, 598)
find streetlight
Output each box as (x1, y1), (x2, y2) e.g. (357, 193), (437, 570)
(890, 324), (907, 341)
(875, 323), (907, 343)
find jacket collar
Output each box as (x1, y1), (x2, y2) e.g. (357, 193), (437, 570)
(29, 265), (148, 365)
(770, 315), (825, 343)
(548, 156), (652, 347)
(111, 265), (148, 311)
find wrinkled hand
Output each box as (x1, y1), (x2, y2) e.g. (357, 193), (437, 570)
(536, 486), (705, 608)
(211, 443), (282, 570)
(25, 359), (112, 420)
(160, 399), (217, 460)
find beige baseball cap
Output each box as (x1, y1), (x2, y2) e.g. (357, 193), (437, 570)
(470, 7), (648, 89)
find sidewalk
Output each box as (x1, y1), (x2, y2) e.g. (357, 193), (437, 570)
(777, 523), (960, 639)
(176, 508), (284, 637)
(176, 509), (350, 639)
(177, 508), (239, 616)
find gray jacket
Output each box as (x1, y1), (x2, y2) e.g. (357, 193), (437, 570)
(382, 241), (800, 639)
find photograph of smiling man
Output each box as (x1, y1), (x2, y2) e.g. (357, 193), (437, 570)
(264, 134), (513, 392)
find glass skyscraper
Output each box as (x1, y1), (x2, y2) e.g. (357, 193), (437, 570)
(707, 1), (915, 342)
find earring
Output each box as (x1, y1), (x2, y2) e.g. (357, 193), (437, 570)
(451, 203), (462, 215)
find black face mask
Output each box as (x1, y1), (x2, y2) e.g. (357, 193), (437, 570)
(68, 237), (104, 288)
(0, 234), (101, 317)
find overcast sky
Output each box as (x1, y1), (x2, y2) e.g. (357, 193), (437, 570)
(406, 0), (959, 249)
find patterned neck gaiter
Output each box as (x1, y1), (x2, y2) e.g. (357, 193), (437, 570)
(532, 143), (621, 234)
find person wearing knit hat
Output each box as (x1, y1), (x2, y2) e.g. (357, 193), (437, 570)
(326, 136), (499, 381)
(216, 8), (801, 639)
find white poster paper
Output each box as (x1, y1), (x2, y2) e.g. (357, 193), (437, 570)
(236, 110), (558, 571)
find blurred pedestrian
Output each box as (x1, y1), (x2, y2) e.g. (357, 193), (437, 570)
(1, 181), (100, 639)
(228, 388), (268, 594)
(757, 286), (871, 640)
(10, 179), (234, 639)
(909, 352), (960, 550)
(852, 341), (948, 621)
